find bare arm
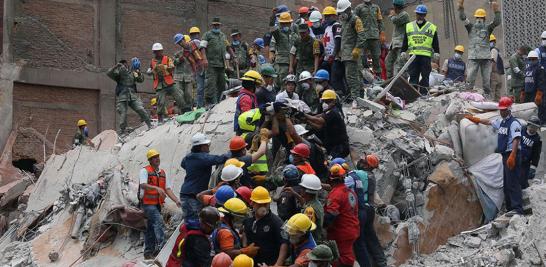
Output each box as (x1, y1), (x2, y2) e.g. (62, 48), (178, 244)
(304, 113), (325, 129)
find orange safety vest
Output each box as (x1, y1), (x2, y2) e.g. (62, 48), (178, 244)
(151, 55), (175, 90)
(297, 162), (316, 175)
(142, 165), (167, 205)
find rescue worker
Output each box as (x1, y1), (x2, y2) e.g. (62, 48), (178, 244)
(465, 97), (523, 215)
(230, 29), (250, 78)
(519, 116), (542, 188)
(457, 0), (501, 97)
(212, 252), (233, 267)
(400, 4), (440, 93)
(150, 97), (158, 120)
(188, 26), (206, 108)
(233, 254), (254, 267)
(523, 51), (546, 105)
(321, 6), (344, 95)
(337, 0), (366, 101)
(166, 206), (221, 267)
(196, 184), (236, 208)
(441, 45), (467, 83)
(293, 124), (329, 181)
(237, 110), (269, 185)
(290, 143), (316, 175)
(256, 64), (278, 106)
(106, 59), (151, 134)
(140, 149), (181, 259)
(270, 11), (296, 87)
(277, 75), (300, 102)
(74, 119), (93, 147)
(250, 38), (266, 71)
(234, 70), (263, 134)
(309, 10), (325, 40)
(219, 164), (244, 192)
(289, 23), (321, 75)
(299, 174), (324, 241)
(307, 245), (335, 267)
(355, 0), (385, 80)
(173, 34), (195, 113)
(314, 69), (335, 104)
(385, 0), (410, 79)
(276, 213), (317, 267)
(227, 130), (270, 187)
(180, 133), (228, 221)
(201, 17), (233, 106)
(298, 71), (319, 112)
(276, 164), (304, 221)
(324, 164), (359, 267)
(533, 31), (546, 70)
(508, 46), (530, 102)
(296, 6), (310, 27)
(490, 34), (505, 100)
(243, 187), (288, 266)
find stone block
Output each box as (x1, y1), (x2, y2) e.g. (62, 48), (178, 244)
(347, 126), (374, 146)
(356, 97), (386, 113)
(0, 179), (30, 207)
(463, 236), (482, 248)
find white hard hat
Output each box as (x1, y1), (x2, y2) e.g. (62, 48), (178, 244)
(221, 165), (243, 182)
(299, 174), (322, 191)
(528, 50), (539, 58)
(298, 71), (313, 82)
(191, 132), (211, 147)
(294, 124), (309, 136)
(225, 53), (231, 60)
(309, 10), (322, 23)
(152, 43), (163, 51)
(336, 0), (352, 13)
(541, 31), (546, 39)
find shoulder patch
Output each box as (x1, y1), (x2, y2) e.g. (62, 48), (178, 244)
(355, 18), (364, 33)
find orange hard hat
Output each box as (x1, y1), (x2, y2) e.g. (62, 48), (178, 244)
(330, 164), (347, 177)
(299, 6), (309, 14)
(236, 186), (252, 205)
(366, 154), (380, 168)
(212, 252), (233, 267)
(229, 136), (247, 151)
(290, 143), (311, 158)
(498, 96), (513, 110)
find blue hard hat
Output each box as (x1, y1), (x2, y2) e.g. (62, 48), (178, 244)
(283, 164), (300, 182)
(415, 4), (428, 14)
(254, 38), (265, 49)
(215, 185), (236, 205)
(257, 55), (267, 65)
(330, 158), (346, 166)
(173, 33), (184, 44)
(131, 57), (141, 70)
(276, 4), (289, 14)
(314, 69), (330, 81)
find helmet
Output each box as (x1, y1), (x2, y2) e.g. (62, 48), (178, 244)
(323, 6), (336, 16)
(236, 186), (252, 205)
(415, 4), (428, 14)
(221, 165), (244, 182)
(299, 174), (322, 191)
(189, 26), (201, 34)
(254, 38), (265, 48)
(77, 119), (87, 127)
(283, 164), (301, 182)
(146, 149), (160, 159)
(542, 31), (546, 39)
(211, 252), (232, 267)
(474, 8), (486, 18)
(250, 186), (272, 203)
(199, 206), (221, 226)
(454, 45), (465, 53)
(191, 132), (211, 147)
(299, 71), (313, 82)
(218, 197), (248, 217)
(320, 89), (337, 100)
(366, 154), (380, 168)
(240, 70), (263, 85)
(131, 57), (141, 69)
(489, 34), (496, 42)
(229, 136), (247, 151)
(314, 69), (330, 81)
(299, 6), (309, 14)
(173, 33), (184, 44)
(215, 185), (236, 205)
(152, 42), (163, 51)
(307, 244), (334, 262)
(330, 164), (347, 177)
(233, 254), (254, 267)
(284, 74), (298, 83)
(238, 108), (262, 132)
(184, 35), (191, 42)
(285, 213), (317, 234)
(276, 4), (289, 14)
(150, 97), (157, 106)
(528, 115), (541, 127)
(528, 50), (539, 58)
(337, 0), (352, 13)
(498, 96), (513, 110)
(225, 158), (245, 168)
(290, 143), (311, 158)
(260, 64), (278, 77)
(309, 11), (322, 23)
(278, 12), (293, 23)
(393, 0), (405, 6)
(294, 124), (309, 136)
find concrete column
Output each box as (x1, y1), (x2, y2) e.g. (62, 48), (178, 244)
(0, 0), (16, 153)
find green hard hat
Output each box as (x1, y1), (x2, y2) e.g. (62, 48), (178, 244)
(393, 0), (405, 6)
(307, 245), (334, 262)
(260, 64), (278, 78)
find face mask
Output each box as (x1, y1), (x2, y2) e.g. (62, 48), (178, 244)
(454, 53), (462, 59)
(416, 19), (424, 24)
(256, 207), (269, 217)
(312, 22), (321, 29)
(316, 84), (324, 92)
(266, 84), (274, 92)
(288, 154), (295, 164)
(322, 102), (330, 111)
(232, 40), (240, 46)
(339, 13), (349, 21)
(83, 127), (89, 137)
(490, 42), (495, 48)
(212, 28), (220, 33)
(282, 26), (290, 33)
(301, 83), (311, 90)
(542, 40), (546, 46)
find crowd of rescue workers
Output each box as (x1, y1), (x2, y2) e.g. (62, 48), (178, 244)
(70, 0), (546, 266)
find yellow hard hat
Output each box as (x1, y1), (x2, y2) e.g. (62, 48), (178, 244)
(320, 89), (337, 100)
(146, 149), (160, 159)
(150, 97), (157, 106)
(184, 35), (191, 42)
(454, 45), (465, 53)
(224, 158), (245, 168)
(250, 186), (272, 204)
(233, 254), (254, 267)
(218, 197), (249, 217)
(489, 34), (496, 42)
(278, 12), (293, 23)
(474, 8), (486, 18)
(189, 26), (201, 34)
(285, 213), (317, 234)
(323, 6), (336, 15)
(77, 119), (87, 127)
(240, 70), (263, 85)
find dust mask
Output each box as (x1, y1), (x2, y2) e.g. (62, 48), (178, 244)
(322, 102), (330, 111)
(301, 83), (311, 90)
(542, 40), (546, 46)
(490, 42), (495, 48)
(312, 22), (321, 29)
(454, 53), (462, 59)
(266, 84), (274, 92)
(316, 84), (324, 92)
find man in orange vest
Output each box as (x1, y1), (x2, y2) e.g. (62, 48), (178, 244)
(140, 149), (181, 259)
(148, 42), (185, 122)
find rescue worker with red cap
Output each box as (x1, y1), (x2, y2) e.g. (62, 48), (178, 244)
(228, 128), (270, 186)
(290, 143), (316, 175)
(465, 96), (524, 215)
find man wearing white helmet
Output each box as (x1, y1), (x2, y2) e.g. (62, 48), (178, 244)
(534, 31), (546, 70)
(298, 71), (318, 112)
(309, 10), (325, 40)
(523, 51), (545, 103)
(299, 174), (325, 241)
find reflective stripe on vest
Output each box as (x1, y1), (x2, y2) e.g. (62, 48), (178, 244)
(234, 92), (257, 132)
(151, 56), (175, 90)
(406, 21), (436, 57)
(142, 165), (167, 205)
(248, 154), (268, 174)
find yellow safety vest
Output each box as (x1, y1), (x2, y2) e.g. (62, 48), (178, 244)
(248, 154), (268, 174)
(406, 21), (437, 57)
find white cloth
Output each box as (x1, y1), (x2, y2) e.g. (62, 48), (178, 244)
(468, 153), (504, 210)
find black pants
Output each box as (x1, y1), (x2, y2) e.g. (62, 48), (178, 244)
(520, 161), (531, 189)
(331, 60), (348, 96)
(354, 205), (387, 267)
(408, 55), (432, 94)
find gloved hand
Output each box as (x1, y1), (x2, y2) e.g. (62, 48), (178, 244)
(352, 48), (361, 60)
(433, 53), (440, 61)
(265, 103), (275, 115)
(295, 111), (307, 121)
(240, 243), (260, 257)
(519, 90), (526, 103)
(507, 150), (516, 170)
(400, 52), (408, 60)
(464, 114), (481, 124)
(535, 90), (543, 106)
(379, 32), (386, 44)
(457, 0), (464, 8)
(273, 102), (286, 113)
(259, 128), (270, 142)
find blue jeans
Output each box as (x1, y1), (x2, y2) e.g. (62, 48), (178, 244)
(142, 204), (165, 254)
(181, 195), (202, 221)
(502, 152), (523, 214)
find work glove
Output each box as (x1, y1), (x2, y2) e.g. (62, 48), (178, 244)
(535, 90), (543, 106)
(295, 111), (307, 121)
(240, 243), (260, 258)
(457, 0), (464, 8)
(519, 90), (526, 103)
(464, 114), (481, 124)
(507, 150), (516, 170)
(259, 128), (270, 142)
(400, 52), (408, 60)
(379, 32), (386, 44)
(352, 48), (361, 60)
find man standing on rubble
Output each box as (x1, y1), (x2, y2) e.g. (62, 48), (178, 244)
(385, 0), (410, 79)
(355, 0), (385, 81)
(519, 116), (542, 189)
(270, 11), (296, 87)
(508, 46), (530, 102)
(441, 45), (467, 83)
(465, 97), (523, 215)
(173, 34), (195, 113)
(140, 149), (181, 259)
(489, 35), (505, 101)
(524, 51), (546, 124)
(289, 23), (321, 75)
(457, 0), (501, 97)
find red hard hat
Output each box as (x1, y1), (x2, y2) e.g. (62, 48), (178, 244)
(236, 186), (252, 205)
(498, 96), (513, 110)
(299, 6), (309, 14)
(290, 143), (311, 158)
(366, 154), (380, 168)
(212, 252), (232, 267)
(229, 136), (247, 151)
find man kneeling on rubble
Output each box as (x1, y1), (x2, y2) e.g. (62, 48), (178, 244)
(140, 149), (182, 259)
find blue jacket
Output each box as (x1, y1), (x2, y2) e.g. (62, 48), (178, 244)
(180, 152), (228, 195)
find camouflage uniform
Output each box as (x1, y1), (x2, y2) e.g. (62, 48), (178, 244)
(270, 15), (296, 86)
(231, 41), (249, 78)
(340, 13), (366, 99)
(355, 3), (384, 75)
(385, 10), (410, 78)
(291, 35), (321, 74)
(202, 30), (230, 105)
(173, 49), (194, 112)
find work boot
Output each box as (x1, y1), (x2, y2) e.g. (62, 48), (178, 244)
(143, 252), (154, 260)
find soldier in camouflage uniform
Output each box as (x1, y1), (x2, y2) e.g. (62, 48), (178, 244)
(355, 0), (385, 79)
(290, 23), (321, 76)
(270, 11), (296, 86)
(230, 29), (249, 78)
(385, 0), (410, 79)
(107, 60), (151, 134)
(173, 34), (195, 113)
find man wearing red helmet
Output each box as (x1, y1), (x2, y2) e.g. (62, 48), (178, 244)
(227, 129), (270, 186)
(290, 143), (316, 175)
(465, 96), (523, 215)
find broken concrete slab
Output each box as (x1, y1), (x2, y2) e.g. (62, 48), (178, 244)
(381, 76), (421, 103)
(91, 130), (118, 152)
(356, 97), (386, 113)
(347, 126), (374, 146)
(0, 178), (30, 207)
